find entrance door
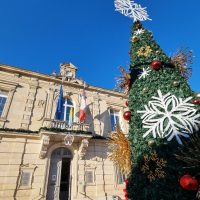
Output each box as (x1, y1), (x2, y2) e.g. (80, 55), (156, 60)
(47, 148), (72, 200)
(60, 158), (71, 200)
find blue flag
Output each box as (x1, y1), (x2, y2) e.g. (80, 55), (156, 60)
(55, 85), (64, 120)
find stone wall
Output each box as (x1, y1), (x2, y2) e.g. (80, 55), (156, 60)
(0, 133), (125, 200)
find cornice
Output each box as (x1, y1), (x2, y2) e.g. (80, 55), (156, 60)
(0, 78), (19, 87)
(0, 64), (127, 99)
(0, 131), (40, 139)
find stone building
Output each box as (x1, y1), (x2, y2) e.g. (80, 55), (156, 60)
(0, 63), (128, 200)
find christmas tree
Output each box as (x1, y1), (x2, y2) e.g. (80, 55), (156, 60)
(127, 22), (200, 200)
(113, 0), (200, 199)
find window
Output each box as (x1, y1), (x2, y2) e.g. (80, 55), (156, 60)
(117, 169), (126, 184)
(56, 98), (74, 126)
(85, 171), (94, 184)
(66, 71), (73, 78)
(110, 109), (119, 131)
(0, 90), (8, 117)
(18, 164), (37, 189)
(20, 171), (32, 187)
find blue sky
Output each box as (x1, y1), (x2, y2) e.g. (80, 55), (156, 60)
(0, 0), (199, 91)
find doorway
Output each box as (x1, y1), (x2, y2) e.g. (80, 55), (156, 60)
(46, 148), (72, 200)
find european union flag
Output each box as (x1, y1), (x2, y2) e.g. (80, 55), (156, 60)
(55, 85), (64, 120)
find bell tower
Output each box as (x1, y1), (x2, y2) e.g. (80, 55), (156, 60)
(59, 63), (77, 80)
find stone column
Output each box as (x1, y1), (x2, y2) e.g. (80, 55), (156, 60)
(20, 78), (38, 129)
(95, 160), (106, 199)
(45, 83), (56, 119)
(77, 159), (86, 199)
(72, 146), (79, 199)
(92, 92), (101, 135)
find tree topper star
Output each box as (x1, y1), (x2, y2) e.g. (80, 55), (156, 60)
(114, 0), (151, 22)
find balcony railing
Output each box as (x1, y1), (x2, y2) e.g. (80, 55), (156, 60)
(42, 119), (90, 132)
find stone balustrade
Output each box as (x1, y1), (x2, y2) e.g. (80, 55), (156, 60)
(42, 118), (90, 132)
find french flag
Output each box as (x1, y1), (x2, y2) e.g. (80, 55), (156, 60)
(79, 89), (86, 123)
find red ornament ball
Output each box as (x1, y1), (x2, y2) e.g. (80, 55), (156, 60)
(180, 175), (199, 191)
(123, 111), (131, 121)
(192, 99), (200, 105)
(150, 60), (162, 70)
(125, 101), (129, 107)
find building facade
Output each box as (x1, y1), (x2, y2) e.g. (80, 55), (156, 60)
(0, 63), (128, 200)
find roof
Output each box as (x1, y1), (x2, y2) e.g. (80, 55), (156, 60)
(0, 63), (127, 99)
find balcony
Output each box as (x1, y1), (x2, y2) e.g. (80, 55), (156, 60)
(42, 118), (90, 132)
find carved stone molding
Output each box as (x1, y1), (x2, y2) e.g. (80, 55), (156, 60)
(78, 139), (89, 159)
(39, 135), (50, 159)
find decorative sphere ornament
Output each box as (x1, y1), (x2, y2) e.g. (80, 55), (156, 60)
(148, 140), (155, 147)
(173, 81), (180, 87)
(150, 60), (162, 70)
(123, 111), (131, 121)
(192, 99), (200, 105)
(180, 175), (199, 191)
(125, 101), (128, 107)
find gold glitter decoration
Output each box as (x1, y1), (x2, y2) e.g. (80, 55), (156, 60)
(115, 66), (131, 95)
(171, 48), (193, 80)
(131, 36), (140, 43)
(141, 151), (167, 182)
(108, 126), (132, 175)
(137, 46), (152, 57)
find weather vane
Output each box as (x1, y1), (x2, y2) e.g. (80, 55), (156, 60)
(114, 0), (151, 22)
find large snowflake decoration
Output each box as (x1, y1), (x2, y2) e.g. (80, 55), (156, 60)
(114, 0), (151, 22)
(138, 67), (151, 79)
(137, 90), (200, 144)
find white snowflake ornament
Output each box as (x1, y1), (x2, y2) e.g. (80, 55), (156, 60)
(134, 29), (145, 36)
(137, 90), (200, 145)
(114, 0), (151, 22)
(138, 67), (151, 79)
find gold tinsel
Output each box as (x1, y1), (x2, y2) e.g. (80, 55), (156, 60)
(115, 66), (131, 95)
(131, 36), (140, 43)
(171, 48), (193, 80)
(108, 126), (132, 175)
(141, 151), (167, 182)
(137, 46), (152, 57)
